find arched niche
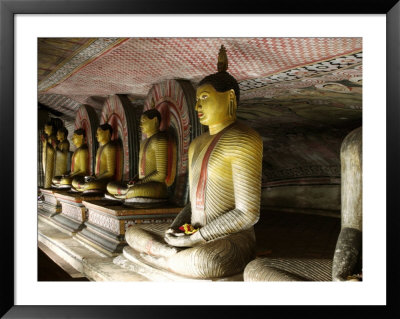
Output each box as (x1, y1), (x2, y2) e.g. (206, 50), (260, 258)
(74, 104), (99, 175)
(100, 94), (139, 181)
(144, 79), (201, 206)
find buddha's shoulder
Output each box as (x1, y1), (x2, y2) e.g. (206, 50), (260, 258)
(76, 145), (88, 153)
(104, 141), (117, 151)
(191, 132), (210, 147)
(151, 131), (168, 142)
(225, 122), (261, 140)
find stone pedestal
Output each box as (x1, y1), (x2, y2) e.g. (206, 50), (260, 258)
(38, 188), (61, 218)
(75, 199), (181, 256)
(52, 191), (103, 234)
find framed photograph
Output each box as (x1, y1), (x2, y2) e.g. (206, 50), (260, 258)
(1, 0), (399, 317)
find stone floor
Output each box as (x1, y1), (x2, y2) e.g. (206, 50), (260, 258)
(38, 209), (341, 281)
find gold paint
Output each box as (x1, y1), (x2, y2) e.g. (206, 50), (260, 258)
(195, 84), (236, 135)
(53, 131), (89, 187)
(107, 113), (173, 199)
(54, 129), (70, 177)
(73, 126), (118, 192)
(42, 124), (57, 188)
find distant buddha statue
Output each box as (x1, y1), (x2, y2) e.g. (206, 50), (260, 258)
(124, 45), (263, 279)
(52, 129), (89, 188)
(106, 109), (174, 202)
(72, 124), (118, 194)
(53, 127), (70, 178)
(41, 121), (58, 188)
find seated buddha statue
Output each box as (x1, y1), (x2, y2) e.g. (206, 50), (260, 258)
(51, 127), (70, 186)
(106, 109), (172, 203)
(124, 45), (263, 279)
(52, 128), (89, 188)
(72, 124), (118, 194)
(41, 121), (58, 188)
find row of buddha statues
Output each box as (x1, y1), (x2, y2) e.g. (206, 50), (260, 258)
(42, 109), (171, 203)
(39, 45), (362, 281)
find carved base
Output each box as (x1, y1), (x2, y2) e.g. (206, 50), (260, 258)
(76, 199), (180, 256)
(52, 184), (72, 190)
(115, 246), (244, 281)
(38, 188), (61, 218)
(124, 197), (168, 207)
(52, 191), (103, 234)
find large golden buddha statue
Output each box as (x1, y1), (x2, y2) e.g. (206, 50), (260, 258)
(41, 121), (58, 188)
(106, 109), (173, 202)
(124, 46), (263, 279)
(52, 129), (89, 188)
(72, 124), (118, 194)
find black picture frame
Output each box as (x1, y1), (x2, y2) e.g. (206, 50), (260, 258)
(1, 0), (399, 318)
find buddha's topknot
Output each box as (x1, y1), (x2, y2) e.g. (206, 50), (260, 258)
(198, 45), (240, 103)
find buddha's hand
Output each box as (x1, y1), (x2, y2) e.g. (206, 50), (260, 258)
(127, 180), (137, 187)
(127, 175), (139, 187)
(84, 175), (96, 183)
(164, 229), (206, 247)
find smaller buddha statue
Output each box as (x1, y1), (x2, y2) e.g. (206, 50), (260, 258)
(41, 121), (58, 188)
(52, 129), (89, 189)
(72, 124), (118, 194)
(51, 127), (70, 184)
(106, 109), (173, 203)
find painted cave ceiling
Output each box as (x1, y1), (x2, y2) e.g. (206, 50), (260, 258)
(38, 37), (362, 186)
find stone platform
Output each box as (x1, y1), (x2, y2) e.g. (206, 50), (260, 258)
(38, 209), (341, 282)
(38, 215), (148, 281)
(38, 188), (61, 218)
(75, 199), (181, 256)
(52, 191), (103, 235)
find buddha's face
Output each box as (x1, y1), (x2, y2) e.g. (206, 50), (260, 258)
(44, 125), (52, 136)
(195, 84), (235, 126)
(96, 127), (110, 144)
(72, 133), (84, 148)
(56, 130), (65, 142)
(140, 115), (158, 136)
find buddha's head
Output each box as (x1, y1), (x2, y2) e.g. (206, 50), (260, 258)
(44, 121), (55, 137)
(141, 109), (161, 137)
(96, 123), (113, 145)
(56, 127), (68, 142)
(72, 128), (85, 148)
(195, 45), (239, 128)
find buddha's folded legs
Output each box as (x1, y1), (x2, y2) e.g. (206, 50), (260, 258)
(107, 181), (129, 196)
(125, 182), (168, 199)
(60, 176), (73, 185)
(71, 176), (86, 191)
(83, 179), (111, 192)
(125, 225), (256, 279)
(125, 225), (181, 258)
(52, 176), (62, 185)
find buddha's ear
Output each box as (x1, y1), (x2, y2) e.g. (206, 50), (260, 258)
(228, 89), (236, 100)
(228, 89), (237, 106)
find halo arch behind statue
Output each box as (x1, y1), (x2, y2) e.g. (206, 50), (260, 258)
(74, 104), (99, 175)
(144, 79), (201, 206)
(100, 94), (139, 181)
